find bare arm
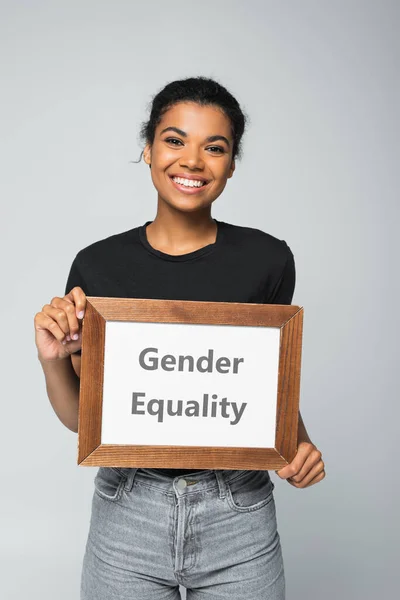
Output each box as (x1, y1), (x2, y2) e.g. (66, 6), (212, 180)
(298, 410), (312, 444)
(34, 286), (86, 433)
(39, 355), (81, 432)
(275, 410), (326, 488)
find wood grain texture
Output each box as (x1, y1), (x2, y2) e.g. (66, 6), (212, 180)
(77, 301), (105, 465)
(275, 309), (303, 464)
(86, 297), (299, 326)
(77, 298), (304, 470)
(79, 445), (288, 470)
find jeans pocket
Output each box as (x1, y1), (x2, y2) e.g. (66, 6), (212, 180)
(94, 467), (127, 502)
(225, 470), (275, 513)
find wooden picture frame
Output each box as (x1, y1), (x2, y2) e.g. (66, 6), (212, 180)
(77, 298), (304, 471)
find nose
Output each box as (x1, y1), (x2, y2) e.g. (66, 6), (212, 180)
(179, 146), (205, 171)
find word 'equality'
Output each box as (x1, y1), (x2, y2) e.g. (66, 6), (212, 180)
(132, 392), (247, 425)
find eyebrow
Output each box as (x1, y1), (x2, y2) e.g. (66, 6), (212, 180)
(160, 126), (231, 147)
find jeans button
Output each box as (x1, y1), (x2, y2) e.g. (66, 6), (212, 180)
(177, 478), (187, 490)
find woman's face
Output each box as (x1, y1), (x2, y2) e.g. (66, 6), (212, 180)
(144, 102), (235, 213)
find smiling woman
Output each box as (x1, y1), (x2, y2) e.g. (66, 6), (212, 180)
(35, 76), (316, 599)
(141, 100), (237, 241)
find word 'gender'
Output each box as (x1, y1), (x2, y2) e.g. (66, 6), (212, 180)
(138, 347), (244, 374)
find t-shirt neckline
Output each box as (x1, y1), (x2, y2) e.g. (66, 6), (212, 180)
(138, 218), (224, 262)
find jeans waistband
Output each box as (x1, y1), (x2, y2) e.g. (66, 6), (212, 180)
(122, 468), (263, 500)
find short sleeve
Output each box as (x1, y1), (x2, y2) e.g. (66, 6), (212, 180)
(64, 255), (87, 296)
(268, 243), (296, 304)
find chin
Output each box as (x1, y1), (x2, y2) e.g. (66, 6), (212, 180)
(157, 190), (203, 205)
(170, 201), (209, 213)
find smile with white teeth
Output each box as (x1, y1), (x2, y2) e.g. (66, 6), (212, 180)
(172, 176), (206, 188)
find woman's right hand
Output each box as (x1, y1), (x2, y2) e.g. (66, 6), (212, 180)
(34, 287), (87, 362)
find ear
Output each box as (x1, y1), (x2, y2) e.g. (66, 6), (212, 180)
(143, 143), (152, 166)
(228, 159), (235, 179)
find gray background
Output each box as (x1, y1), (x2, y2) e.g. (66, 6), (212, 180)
(1, 1), (398, 598)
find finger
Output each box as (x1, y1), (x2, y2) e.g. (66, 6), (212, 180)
(287, 450), (324, 484)
(289, 463), (326, 488)
(34, 311), (69, 344)
(306, 468), (326, 488)
(64, 286), (87, 320)
(275, 442), (314, 479)
(50, 298), (81, 340)
(42, 304), (71, 339)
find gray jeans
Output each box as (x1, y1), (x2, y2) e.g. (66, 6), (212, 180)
(81, 467), (285, 599)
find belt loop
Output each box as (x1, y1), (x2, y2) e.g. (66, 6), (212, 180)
(214, 470), (227, 500)
(124, 468), (138, 492)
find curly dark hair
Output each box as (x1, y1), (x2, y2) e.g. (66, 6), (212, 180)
(133, 76), (249, 164)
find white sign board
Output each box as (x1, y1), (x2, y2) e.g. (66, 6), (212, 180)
(101, 321), (280, 448)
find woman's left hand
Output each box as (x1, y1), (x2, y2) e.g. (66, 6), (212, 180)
(275, 441), (326, 488)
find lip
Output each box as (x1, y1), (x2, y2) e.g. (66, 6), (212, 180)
(169, 173), (210, 183)
(169, 175), (209, 195)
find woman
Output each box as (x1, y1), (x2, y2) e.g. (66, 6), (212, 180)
(34, 76), (325, 599)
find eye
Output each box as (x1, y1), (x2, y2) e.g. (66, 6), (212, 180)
(165, 137), (183, 146)
(164, 138), (225, 154)
(207, 146), (225, 154)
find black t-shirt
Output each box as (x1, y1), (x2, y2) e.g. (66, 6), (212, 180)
(65, 218), (296, 477)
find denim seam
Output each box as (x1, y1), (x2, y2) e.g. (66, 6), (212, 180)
(130, 470), (251, 494)
(134, 480), (235, 497)
(94, 485), (125, 503)
(132, 481), (177, 495)
(94, 472), (126, 502)
(225, 484), (275, 513)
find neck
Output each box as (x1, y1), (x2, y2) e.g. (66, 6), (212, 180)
(146, 203), (217, 255)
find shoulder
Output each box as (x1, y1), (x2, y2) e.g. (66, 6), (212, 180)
(64, 225), (141, 297)
(72, 226), (139, 267)
(220, 220), (293, 267)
